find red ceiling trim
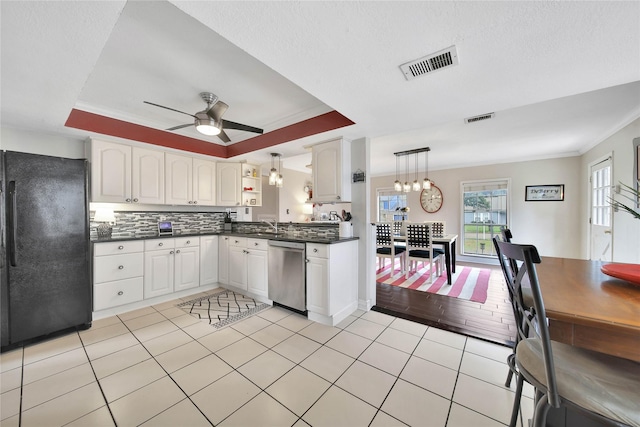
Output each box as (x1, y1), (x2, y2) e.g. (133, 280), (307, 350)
(65, 109), (355, 159)
(65, 109), (227, 157)
(225, 110), (355, 158)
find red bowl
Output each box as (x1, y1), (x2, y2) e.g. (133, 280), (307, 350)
(601, 263), (640, 286)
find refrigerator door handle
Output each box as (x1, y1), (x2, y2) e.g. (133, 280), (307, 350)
(8, 181), (17, 267)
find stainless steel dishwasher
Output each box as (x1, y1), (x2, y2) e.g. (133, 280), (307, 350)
(268, 240), (306, 313)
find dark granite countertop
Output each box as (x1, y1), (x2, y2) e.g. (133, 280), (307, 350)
(91, 231), (358, 245)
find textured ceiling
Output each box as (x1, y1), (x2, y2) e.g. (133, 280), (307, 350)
(1, 1), (639, 176)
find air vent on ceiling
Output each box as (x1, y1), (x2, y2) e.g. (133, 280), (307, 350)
(400, 45), (459, 80)
(464, 112), (495, 124)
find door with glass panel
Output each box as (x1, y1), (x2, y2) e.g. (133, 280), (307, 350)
(590, 157), (612, 261)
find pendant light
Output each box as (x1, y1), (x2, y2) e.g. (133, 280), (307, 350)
(423, 147), (432, 190)
(412, 152), (421, 191)
(402, 155), (411, 193)
(393, 155), (402, 191)
(276, 155), (284, 188)
(269, 153), (280, 186)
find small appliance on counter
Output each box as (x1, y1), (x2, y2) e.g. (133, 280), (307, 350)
(158, 221), (173, 236)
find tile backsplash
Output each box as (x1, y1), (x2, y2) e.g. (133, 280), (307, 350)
(89, 211), (339, 240)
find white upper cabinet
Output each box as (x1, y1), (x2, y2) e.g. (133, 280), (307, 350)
(90, 139), (165, 204)
(193, 158), (216, 206)
(165, 153), (193, 205)
(312, 138), (351, 203)
(90, 139), (132, 203)
(132, 147), (164, 204)
(216, 163), (242, 206)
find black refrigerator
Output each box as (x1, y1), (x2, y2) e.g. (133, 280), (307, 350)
(1, 151), (91, 350)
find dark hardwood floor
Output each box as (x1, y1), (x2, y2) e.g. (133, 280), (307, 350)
(373, 262), (517, 347)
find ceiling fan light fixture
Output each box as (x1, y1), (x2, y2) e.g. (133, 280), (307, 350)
(195, 117), (221, 136)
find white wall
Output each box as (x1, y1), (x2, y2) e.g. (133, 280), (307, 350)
(277, 168), (313, 223)
(1, 127), (85, 158)
(371, 156), (582, 259)
(580, 118), (640, 263)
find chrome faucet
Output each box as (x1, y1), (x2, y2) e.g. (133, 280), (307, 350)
(262, 220), (278, 234)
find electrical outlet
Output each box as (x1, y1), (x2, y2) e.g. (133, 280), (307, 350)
(159, 215), (167, 221)
(286, 209), (290, 214)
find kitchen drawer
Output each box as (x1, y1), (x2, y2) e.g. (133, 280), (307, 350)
(94, 240), (144, 256)
(144, 238), (175, 251)
(175, 237), (199, 248)
(247, 238), (268, 251)
(306, 243), (328, 258)
(94, 277), (143, 310)
(94, 252), (144, 284)
(229, 237), (247, 248)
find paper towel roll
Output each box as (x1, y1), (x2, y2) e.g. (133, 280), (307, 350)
(339, 222), (353, 238)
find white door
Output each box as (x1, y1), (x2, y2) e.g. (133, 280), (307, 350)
(313, 140), (341, 201)
(218, 236), (229, 285)
(216, 163), (241, 206)
(200, 235), (219, 285)
(590, 157), (613, 261)
(306, 256), (329, 315)
(91, 140), (132, 203)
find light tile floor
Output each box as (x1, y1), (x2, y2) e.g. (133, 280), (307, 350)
(1, 288), (535, 426)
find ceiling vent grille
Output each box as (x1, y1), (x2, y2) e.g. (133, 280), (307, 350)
(400, 46), (459, 80)
(464, 112), (495, 124)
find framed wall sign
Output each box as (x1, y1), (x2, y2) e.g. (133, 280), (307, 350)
(525, 184), (564, 201)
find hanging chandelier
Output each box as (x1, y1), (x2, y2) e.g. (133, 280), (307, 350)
(393, 146), (433, 192)
(269, 153), (282, 186)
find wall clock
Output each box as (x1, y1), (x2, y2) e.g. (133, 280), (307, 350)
(420, 185), (443, 213)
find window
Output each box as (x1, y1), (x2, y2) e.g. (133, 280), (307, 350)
(461, 179), (509, 257)
(377, 190), (407, 222)
(592, 164), (611, 227)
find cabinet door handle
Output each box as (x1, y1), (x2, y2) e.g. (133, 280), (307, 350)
(125, 198), (131, 202)
(176, 250), (181, 254)
(193, 201), (197, 204)
(188, 201), (193, 204)
(133, 198), (138, 202)
(254, 242), (259, 246)
(159, 242), (163, 246)
(170, 250), (175, 254)
(186, 240), (190, 244)
(305, 259), (310, 263)
(313, 248), (318, 253)
(118, 245), (124, 250)
(118, 265), (124, 269)
(117, 291), (124, 296)
(336, 196), (341, 200)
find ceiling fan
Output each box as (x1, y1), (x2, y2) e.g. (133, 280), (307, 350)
(144, 92), (263, 143)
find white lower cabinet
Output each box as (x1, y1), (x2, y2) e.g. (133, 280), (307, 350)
(306, 240), (358, 326)
(143, 237), (200, 299)
(246, 239), (268, 298)
(199, 235), (219, 286)
(226, 237), (268, 297)
(218, 235), (230, 285)
(93, 241), (144, 311)
(228, 237), (248, 290)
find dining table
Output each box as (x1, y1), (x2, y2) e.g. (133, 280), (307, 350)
(536, 256), (640, 362)
(393, 233), (458, 285)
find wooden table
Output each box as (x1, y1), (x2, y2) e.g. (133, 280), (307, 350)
(536, 257), (640, 362)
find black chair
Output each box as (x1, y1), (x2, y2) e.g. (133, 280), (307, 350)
(495, 239), (640, 427)
(493, 236), (536, 427)
(375, 222), (405, 275)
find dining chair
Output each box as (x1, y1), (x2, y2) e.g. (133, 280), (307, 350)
(424, 220), (446, 237)
(495, 239), (640, 427)
(375, 222), (406, 275)
(404, 223), (444, 281)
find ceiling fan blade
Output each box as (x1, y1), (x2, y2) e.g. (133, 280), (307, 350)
(144, 101), (196, 118)
(222, 119), (264, 134)
(207, 101), (229, 120)
(166, 123), (193, 131)
(218, 129), (231, 143)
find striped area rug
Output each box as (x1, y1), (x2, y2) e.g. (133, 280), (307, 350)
(376, 260), (490, 303)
